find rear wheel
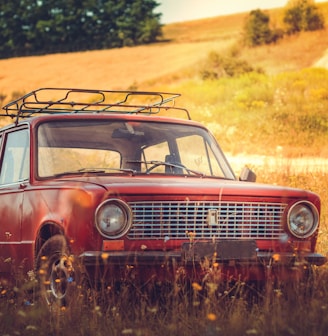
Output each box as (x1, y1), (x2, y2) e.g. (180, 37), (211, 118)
(36, 235), (78, 310)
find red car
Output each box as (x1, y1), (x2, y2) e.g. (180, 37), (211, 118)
(0, 88), (325, 306)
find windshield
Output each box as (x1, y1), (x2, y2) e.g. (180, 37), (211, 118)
(37, 119), (235, 179)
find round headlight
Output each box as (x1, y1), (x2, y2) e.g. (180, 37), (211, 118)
(288, 201), (319, 238)
(95, 199), (132, 239)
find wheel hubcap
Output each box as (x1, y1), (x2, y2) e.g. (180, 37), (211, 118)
(49, 256), (73, 300)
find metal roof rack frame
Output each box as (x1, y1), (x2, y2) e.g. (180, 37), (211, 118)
(1, 87), (191, 124)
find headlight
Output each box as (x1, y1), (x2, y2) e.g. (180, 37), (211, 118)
(95, 199), (132, 239)
(288, 201), (319, 238)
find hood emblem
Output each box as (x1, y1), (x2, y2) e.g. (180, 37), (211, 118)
(207, 209), (218, 226)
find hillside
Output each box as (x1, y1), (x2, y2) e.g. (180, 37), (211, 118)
(1, 4), (328, 105)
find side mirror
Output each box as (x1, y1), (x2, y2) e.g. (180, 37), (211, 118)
(239, 166), (256, 182)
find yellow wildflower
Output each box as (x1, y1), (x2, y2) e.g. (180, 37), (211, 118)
(207, 313), (217, 321)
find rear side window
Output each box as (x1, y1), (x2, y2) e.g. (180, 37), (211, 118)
(0, 129), (29, 185)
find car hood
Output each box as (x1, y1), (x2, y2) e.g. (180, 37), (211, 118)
(54, 174), (317, 200)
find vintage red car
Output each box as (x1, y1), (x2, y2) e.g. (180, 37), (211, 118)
(0, 88), (326, 306)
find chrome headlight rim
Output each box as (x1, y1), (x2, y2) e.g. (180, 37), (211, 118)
(287, 201), (319, 239)
(95, 198), (132, 239)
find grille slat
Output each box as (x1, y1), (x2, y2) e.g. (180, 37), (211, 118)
(127, 201), (286, 240)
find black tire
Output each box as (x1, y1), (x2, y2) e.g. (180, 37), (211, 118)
(35, 235), (77, 310)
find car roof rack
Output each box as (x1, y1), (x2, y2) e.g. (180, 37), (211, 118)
(1, 87), (191, 124)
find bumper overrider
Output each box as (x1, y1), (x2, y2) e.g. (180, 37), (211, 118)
(79, 240), (327, 282)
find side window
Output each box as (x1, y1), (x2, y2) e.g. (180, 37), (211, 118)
(0, 129), (29, 185)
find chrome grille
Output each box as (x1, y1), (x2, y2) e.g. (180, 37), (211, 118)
(127, 201), (286, 240)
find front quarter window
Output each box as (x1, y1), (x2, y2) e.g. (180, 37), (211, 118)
(0, 129), (29, 185)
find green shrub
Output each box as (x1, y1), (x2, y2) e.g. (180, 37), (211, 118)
(199, 51), (263, 80)
(168, 67), (328, 157)
(243, 9), (281, 46)
(284, 0), (325, 33)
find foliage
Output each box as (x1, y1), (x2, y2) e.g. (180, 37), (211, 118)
(168, 68), (328, 157)
(243, 9), (282, 47)
(200, 51), (263, 80)
(0, 0), (162, 59)
(284, 0), (325, 33)
(243, 1), (324, 47)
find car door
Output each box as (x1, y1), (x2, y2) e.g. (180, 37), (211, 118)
(0, 128), (29, 274)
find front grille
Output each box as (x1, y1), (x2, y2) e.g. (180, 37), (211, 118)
(127, 201), (286, 240)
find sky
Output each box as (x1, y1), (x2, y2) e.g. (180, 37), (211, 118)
(157, 0), (328, 23)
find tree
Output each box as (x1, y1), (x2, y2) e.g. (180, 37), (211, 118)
(0, 0), (162, 59)
(243, 10), (274, 47)
(283, 0), (324, 34)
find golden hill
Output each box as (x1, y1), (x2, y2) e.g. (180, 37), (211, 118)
(0, 4), (328, 102)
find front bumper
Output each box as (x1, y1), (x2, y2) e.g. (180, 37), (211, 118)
(79, 247), (326, 282)
(80, 250), (327, 267)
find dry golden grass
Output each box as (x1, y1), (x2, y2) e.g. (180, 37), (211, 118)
(0, 42), (223, 99)
(240, 28), (328, 74)
(162, 12), (246, 43)
(1, 4), (328, 103)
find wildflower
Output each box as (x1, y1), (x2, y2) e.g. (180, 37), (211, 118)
(94, 305), (102, 316)
(186, 231), (196, 242)
(274, 289), (283, 298)
(206, 282), (218, 294)
(192, 282), (202, 291)
(147, 306), (158, 313)
(17, 310), (27, 318)
(101, 252), (110, 260)
(272, 253), (280, 262)
(207, 313), (217, 321)
(27, 270), (36, 282)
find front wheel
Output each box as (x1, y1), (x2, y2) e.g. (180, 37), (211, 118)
(36, 235), (78, 309)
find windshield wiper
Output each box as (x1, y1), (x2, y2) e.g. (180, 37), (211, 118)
(53, 167), (136, 178)
(126, 160), (204, 177)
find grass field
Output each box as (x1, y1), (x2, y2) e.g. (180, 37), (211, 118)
(2, 157), (327, 336)
(1, 2), (328, 335)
